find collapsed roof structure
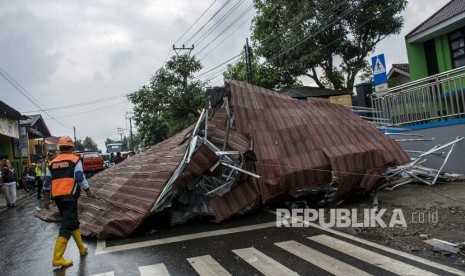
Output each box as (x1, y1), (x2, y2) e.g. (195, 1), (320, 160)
(36, 81), (410, 238)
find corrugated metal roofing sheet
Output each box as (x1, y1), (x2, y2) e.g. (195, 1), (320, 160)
(36, 127), (192, 238)
(36, 81), (410, 238)
(228, 81), (410, 204)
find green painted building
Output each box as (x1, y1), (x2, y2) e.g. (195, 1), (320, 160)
(406, 0), (465, 81)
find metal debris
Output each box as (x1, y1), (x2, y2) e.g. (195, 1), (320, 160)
(424, 238), (460, 254)
(35, 81), (421, 238)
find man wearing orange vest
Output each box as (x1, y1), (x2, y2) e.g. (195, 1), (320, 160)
(43, 135), (94, 268)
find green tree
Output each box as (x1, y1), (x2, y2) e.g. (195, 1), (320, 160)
(82, 137), (99, 151)
(129, 54), (205, 141)
(252, 0), (407, 90)
(104, 138), (118, 146)
(74, 139), (84, 151)
(223, 52), (301, 90)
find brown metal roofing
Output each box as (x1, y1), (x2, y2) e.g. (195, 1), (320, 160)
(228, 80), (409, 205)
(35, 81), (410, 238)
(36, 127), (192, 238)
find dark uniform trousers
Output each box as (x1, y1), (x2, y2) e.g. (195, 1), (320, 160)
(55, 197), (79, 238)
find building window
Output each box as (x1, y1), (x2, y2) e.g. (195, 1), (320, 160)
(449, 29), (465, 68)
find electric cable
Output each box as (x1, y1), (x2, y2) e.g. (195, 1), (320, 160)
(198, 11), (255, 61)
(192, 0), (248, 49)
(0, 67), (72, 129)
(174, 0), (218, 45)
(267, 0), (370, 64)
(195, 3), (254, 56)
(43, 101), (127, 120)
(276, 0), (398, 73)
(184, 0), (233, 45)
(195, 52), (242, 78)
(23, 93), (130, 113)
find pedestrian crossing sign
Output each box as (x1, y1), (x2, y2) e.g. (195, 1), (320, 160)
(371, 54), (387, 85)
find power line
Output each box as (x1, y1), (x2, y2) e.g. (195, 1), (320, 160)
(276, 0), (393, 72)
(44, 101), (128, 120)
(184, 0), (233, 45)
(195, 52), (242, 78)
(267, 0), (364, 64)
(197, 0), (352, 83)
(0, 67), (72, 129)
(174, 0), (218, 45)
(162, 1), (219, 69)
(23, 93), (130, 113)
(191, 0), (248, 49)
(198, 11), (255, 61)
(195, 3), (254, 57)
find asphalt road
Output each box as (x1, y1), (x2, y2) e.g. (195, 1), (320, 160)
(0, 195), (464, 276)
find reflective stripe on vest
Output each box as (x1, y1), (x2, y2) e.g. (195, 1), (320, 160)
(35, 165), (42, 177)
(50, 153), (80, 198)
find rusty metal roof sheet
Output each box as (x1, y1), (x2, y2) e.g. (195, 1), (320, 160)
(36, 127), (192, 238)
(228, 81), (410, 204)
(36, 81), (410, 237)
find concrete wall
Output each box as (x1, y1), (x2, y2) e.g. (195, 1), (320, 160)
(330, 95), (352, 106)
(406, 42), (428, 81)
(435, 34), (453, 72)
(395, 123), (465, 174)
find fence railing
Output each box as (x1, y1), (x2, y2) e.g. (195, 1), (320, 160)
(371, 67), (465, 127)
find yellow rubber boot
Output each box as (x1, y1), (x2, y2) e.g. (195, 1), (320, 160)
(71, 229), (88, 256)
(52, 236), (73, 267)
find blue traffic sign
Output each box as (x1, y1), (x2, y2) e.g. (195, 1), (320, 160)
(371, 54), (387, 85)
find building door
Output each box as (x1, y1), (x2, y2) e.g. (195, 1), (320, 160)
(424, 39), (439, 76)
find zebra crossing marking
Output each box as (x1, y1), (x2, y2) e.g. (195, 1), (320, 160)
(233, 247), (299, 276)
(310, 234), (440, 276)
(91, 235), (465, 276)
(187, 255), (232, 276)
(139, 263), (170, 276)
(275, 240), (372, 276)
(90, 272), (114, 276)
(95, 221), (276, 255)
(266, 209), (465, 276)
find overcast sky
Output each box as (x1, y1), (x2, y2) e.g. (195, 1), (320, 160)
(0, 0), (451, 151)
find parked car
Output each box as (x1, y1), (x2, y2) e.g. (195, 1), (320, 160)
(76, 151), (105, 173)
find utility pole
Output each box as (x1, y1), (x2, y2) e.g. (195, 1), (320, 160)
(173, 44), (194, 56)
(244, 38), (253, 84)
(73, 126), (77, 143)
(126, 112), (134, 151)
(173, 44), (195, 88)
(117, 128), (125, 144)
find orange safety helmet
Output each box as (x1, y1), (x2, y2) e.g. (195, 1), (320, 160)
(58, 135), (74, 147)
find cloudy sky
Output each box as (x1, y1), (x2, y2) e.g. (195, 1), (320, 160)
(0, 0), (451, 151)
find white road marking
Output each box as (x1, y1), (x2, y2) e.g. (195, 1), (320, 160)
(310, 235), (439, 276)
(233, 247), (298, 276)
(266, 209), (465, 276)
(95, 239), (106, 255)
(187, 255), (232, 276)
(90, 272), (114, 276)
(95, 222), (276, 255)
(139, 263), (170, 276)
(275, 241), (372, 276)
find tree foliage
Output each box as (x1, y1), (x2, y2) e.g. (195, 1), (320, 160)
(223, 52), (301, 90)
(252, 0), (407, 90)
(129, 54), (206, 144)
(74, 139), (84, 152)
(82, 137), (99, 152)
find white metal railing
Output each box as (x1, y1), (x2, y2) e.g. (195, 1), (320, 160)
(371, 67), (465, 127)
